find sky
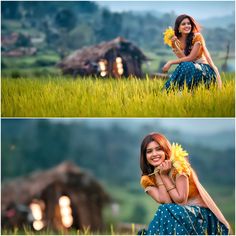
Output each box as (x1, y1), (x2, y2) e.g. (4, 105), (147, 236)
(52, 118), (235, 136)
(96, 1), (235, 20)
(159, 118), (234, 134)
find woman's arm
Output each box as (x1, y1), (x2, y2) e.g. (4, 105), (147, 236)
(158, 160), (189, 204)
(146, 173), (172, 204)
(202, 45), (222, 88)
(162, 43), (201, 72)
(160, 174), (189, 204)
(171, 37), (185, 58)
(172, 48), (185, 58)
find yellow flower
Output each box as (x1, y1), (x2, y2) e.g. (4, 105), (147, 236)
(163, 27), (175, 47)
(171, 143), (191, 175)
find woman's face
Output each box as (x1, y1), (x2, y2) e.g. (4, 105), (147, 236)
(179, 17), (192, 34)
(146, 141), (165, 167)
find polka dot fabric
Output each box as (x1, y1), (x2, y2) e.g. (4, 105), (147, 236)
(163, 62), (216, 91)
(138, 204), (228, 235)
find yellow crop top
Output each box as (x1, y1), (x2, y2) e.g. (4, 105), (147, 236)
(140, 168), (199, 199)
(171, 33), (205, 61)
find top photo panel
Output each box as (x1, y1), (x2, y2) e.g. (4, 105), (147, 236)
(1, 1), (235, 118)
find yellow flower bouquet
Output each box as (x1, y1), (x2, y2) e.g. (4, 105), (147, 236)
(163, 27), (182, 51)
(163, 26), (175, 47)
(170, 143), (191, 176)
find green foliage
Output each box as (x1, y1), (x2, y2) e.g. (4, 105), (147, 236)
(1, 75), (235, 117)
(34, 58), (57, 67)
(2, 67), (60, 79)
(15, 33), (32, 47)
(1, 53), (61, 78)
(2, 2), (22, 19)
(1, 1), (234, 54)
(54, 8), (77, 31)
(69, 24), (95, 49)
(130, 202), (148, 223)
(96, 10), (123, 42)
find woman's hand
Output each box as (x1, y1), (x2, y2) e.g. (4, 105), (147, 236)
(162, 61), (172, 73)
(171, 36), (178, 43)
(159, 160), (172, 175)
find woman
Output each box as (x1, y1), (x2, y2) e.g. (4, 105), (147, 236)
(139, 133), (231, 235)
(162, 14), (222, 90)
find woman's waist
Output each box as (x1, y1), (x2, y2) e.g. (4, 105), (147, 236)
(184, 194), (207, 207)
(194, 56), (209, 64)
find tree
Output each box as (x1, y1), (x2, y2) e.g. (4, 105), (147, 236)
(55, 8), (77, 31)
(15, 33), (32, 47)
(69, 24), (94, 49)
(95, 10), (122, 42)
(2, 1), (22, 19)
(75, 1), (98, 14)
(54, 8), (78, 58)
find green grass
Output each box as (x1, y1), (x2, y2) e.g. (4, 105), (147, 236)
(206, 185), (235, 232)
(103, 184), (159, 225)
(1, 74), (235, 117)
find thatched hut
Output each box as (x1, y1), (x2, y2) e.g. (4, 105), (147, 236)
(1, 162), (110, 232)
(57, 37), (148, 78)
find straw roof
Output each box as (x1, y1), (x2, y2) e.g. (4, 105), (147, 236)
(57, 36), (148, 74)
(1, 162), (110, 212)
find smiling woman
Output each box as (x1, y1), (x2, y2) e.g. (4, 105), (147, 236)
(139, 132), (231, 235)
(162, 14), (222, 91)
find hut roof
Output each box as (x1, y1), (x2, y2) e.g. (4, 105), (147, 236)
(1, 162), (110, 212)
(57, 37), (148, 72)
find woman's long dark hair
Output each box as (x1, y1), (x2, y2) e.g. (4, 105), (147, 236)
(174, 14), (201, 56)
(140, 133), (171, 175)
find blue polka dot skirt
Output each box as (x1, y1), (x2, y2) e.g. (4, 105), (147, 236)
(163, 62), (216, 91)
(138, 204), (229, 235)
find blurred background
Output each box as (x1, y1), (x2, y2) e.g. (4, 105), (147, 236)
(1, 1), (235, 78)
(1, 118), (235, 233)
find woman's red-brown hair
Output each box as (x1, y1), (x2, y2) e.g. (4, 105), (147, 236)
(140, 133), (172, 175)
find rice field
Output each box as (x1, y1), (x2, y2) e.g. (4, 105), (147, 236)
(1, 75), (235, 117)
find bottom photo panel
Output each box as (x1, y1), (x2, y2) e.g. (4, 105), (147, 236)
(1, 118), (235, 235)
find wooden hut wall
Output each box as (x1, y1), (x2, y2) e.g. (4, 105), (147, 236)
(77, 192), (93, 228)
(37, 182), (104, 231)
(69, 192), (81, 229)
(41, 182), (63, 229)
(105, 49), (116, 77)
(124, 55), (134, 76)
(104, 48), (143, 78)
(89, 195), (103, 230)
(133, 58), (142, 77)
